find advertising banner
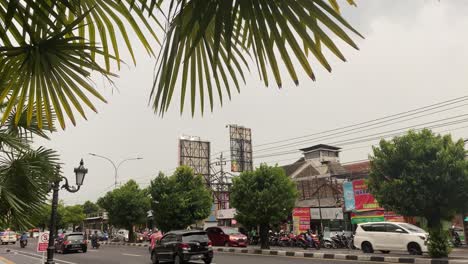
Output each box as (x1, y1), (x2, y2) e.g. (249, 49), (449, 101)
(310, 208), (344, 220)
(384, 211), (405, 222)
(293, 208), (310, 234)
(343, 181), (355, 211)
(351, 211), (384, 224)
(352, 179), (382, 211)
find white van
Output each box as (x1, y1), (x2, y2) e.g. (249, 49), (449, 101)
(354, 222), (428, 255)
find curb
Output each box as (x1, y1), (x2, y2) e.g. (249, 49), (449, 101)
(213, 247), (468, 264)
(101, 242), (468, 264)
(102, 241), (149, 247)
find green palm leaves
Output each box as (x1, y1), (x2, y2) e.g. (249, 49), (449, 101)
(151, 0), (363, 116)
(0, 0), (161, 129)
(1, 0), (361, 127)
(0, 106), (60, 228)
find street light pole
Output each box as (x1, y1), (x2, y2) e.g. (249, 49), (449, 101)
(88, 153), (142, 188)
(46, 160), (88, 264)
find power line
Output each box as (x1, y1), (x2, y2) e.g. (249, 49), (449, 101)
(250, 116), (468, 161)
(212, 95), (468, 156)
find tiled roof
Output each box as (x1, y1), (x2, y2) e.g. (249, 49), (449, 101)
(299, 144), (341, 152)
(326, 161), (347, 176)
(294, 164), (321, 178)
(343, 161), (370, 174)
(282, 158), (306, 176)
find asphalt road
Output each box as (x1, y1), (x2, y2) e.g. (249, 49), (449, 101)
(0, 239), (382, 264)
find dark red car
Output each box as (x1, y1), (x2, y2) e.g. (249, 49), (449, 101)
(205, 227), (247, 247)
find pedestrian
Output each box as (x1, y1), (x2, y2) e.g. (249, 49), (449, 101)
(150, 228), (163, 250)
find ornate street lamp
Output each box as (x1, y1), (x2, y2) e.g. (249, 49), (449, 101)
(45, 159), (88, 264)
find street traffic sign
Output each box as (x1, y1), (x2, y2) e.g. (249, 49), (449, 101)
(37, 232), (49, 252)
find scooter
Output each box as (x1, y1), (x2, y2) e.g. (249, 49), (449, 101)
(91, 239), (100, 249)
(20, 239), (27, 248)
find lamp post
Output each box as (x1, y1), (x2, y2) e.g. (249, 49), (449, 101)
(88, 153), (142, 189)
(46, 159), (88, 264)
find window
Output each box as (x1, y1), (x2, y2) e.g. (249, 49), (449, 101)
(182, 233), (209, 243)
(385, 224), (402, 233)
(161, 234), (176, 243)
(66, 234), (84, 241)
(372, 224), (386, 232)
(222, 228), (240, 235)
(399, 223), (426, 233)
(361, 225), (373, 231)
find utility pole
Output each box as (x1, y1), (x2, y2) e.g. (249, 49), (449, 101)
(315, 175), (324, 236)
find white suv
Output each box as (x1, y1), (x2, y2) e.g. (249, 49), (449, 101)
(354, 222), (428, 255)
(0, 231), (17, 245)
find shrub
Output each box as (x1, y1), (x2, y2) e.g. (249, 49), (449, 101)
(427, 229), (452, 258)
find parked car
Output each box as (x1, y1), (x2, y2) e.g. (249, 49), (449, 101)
(116, 229), (129, 242)
(353, 222), (428, 255)
(205, 226), (247, 247)
(55, 232), (87, 254)
(150, 230), (213, 264)
(0, 231), (17, 245)
(88, 230), (108, 241)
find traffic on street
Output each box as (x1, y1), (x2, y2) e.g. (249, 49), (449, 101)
(0, 239), (385, 264)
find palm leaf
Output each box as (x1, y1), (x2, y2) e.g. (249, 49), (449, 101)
(151, 0), (362, 115)
(0, 11), (116, 129)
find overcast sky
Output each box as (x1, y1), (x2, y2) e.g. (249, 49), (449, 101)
(36, 1), (468, 205)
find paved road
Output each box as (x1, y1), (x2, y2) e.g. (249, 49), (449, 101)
(0, 239), (382, 264)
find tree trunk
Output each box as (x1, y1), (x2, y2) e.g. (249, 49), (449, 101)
(128, 226), (134, 243)
(259, 224), (269, 250)
(426, 214), (449, 258)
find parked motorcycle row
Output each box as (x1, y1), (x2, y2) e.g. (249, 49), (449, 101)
(249, 231), (355, 250)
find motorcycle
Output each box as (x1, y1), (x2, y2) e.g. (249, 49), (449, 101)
(298, 232), (320, 250)
(91, 238), (100, 249)
(450, 229), (462, 247)
(20, 240), (27, 248)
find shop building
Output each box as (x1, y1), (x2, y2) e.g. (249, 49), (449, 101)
(282, 144), (350, 237)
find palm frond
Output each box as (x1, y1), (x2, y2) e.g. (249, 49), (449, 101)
(0, 146), (60, 229)
(151, 0), (362, 115)
(0, 11), (116, 129)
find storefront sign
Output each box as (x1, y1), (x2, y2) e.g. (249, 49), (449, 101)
(310, 208), (343, 220)
(217, 208), (236, 219)
(343, 181), (355, 211)
(353, 179), (382, 211)
(384, 211), (405, 222)
(351, 211), (384, 224)
(293, 208), (310, 234)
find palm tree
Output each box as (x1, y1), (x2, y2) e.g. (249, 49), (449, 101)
(0, 106), (59, 229)
(0, 0), (362, 128)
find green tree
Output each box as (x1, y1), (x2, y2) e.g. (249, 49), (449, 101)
(230, 164), (298, 249)
(148, 167), (212, 232)
(63, 205), (86, 232)
(368, 129), (468, 258)
(97, 180), (150, 242)
(0, 1), (361, 128)
(82, 201), (100, 215)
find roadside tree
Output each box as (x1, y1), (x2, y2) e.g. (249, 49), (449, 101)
(63, 205), (86, 232)
(148, 167), (212, 232)
(230, 164), (298, 249)
(97, 180), (150, 242)
(368, 129), (468, 258)
(82, 201), (100, 215)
